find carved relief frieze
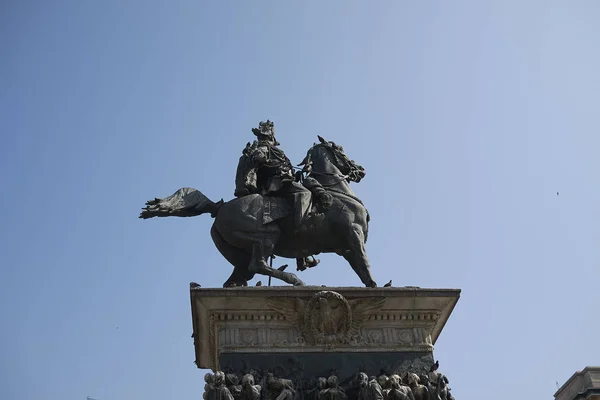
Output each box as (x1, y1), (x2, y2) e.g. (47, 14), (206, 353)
(203, 360), (457, 400)
(205, 291), (443, 368)
(209, 291), (439, 356)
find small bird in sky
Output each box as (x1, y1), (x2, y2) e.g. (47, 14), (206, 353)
(557, 192), (559, 196)
(256, 281), (262, 286)
(383, 280), (392, 287)
(190, 282), (201, 288)
(429, 360), (439, 372)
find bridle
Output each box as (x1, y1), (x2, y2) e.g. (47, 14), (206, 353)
(298, 143), (362, 187)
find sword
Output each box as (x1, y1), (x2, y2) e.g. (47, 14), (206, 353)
(268, 255), (274, 286)
(268, 255), (287, 286)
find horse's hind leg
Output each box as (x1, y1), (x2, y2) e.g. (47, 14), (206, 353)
(247, 238), (305, 286)
(342, 223), (378, 287)
(211, 225), (254, 287)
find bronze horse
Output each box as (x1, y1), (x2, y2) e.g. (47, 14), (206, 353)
(139, 136), (377, 288)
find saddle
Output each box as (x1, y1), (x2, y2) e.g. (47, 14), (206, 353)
(258, 179), (333, 226)
(262, 196), (293, 225)
(261, 191), (326, 227)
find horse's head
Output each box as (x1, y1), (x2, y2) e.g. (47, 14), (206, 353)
(299, 135), (366, 183)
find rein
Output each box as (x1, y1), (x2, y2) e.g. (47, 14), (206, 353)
(305, 171), (364, 206)
(306, 170), (349, 187)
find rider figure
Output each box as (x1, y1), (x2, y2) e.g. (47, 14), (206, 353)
(234, 120), (331, 270)
(234, 120), (331, 226)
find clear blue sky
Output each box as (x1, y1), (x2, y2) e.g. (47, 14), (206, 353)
(1, 1), (599, 399)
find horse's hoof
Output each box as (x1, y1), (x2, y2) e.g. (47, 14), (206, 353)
(287, 273), (305, 286)
(366, 281), (377, 288)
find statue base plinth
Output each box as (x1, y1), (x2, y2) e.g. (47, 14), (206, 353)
(190, 286), (459, 384)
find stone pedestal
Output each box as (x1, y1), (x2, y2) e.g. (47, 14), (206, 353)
(190, 286), (459, 386)
(555, 367), (600, 400)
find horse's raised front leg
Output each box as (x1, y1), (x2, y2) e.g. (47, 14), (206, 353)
(248, 240), (305, 286)
(342, 223), (377, 288)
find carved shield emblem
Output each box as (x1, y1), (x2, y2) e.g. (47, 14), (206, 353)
(267, 291), (386, 345)
(304, 291), (352, 344)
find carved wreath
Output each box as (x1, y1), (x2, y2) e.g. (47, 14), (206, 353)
(267, 291), (386, 345)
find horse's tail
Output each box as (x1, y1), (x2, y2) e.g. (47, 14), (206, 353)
(139, 187), (224, 219)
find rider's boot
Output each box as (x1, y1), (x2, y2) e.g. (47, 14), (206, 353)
(296, 256), (320, 271)
(303, 176), (333, 212)
(296, 257), (308, 271)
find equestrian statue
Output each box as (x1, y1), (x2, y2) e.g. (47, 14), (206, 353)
(139, 120), (377, 288)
